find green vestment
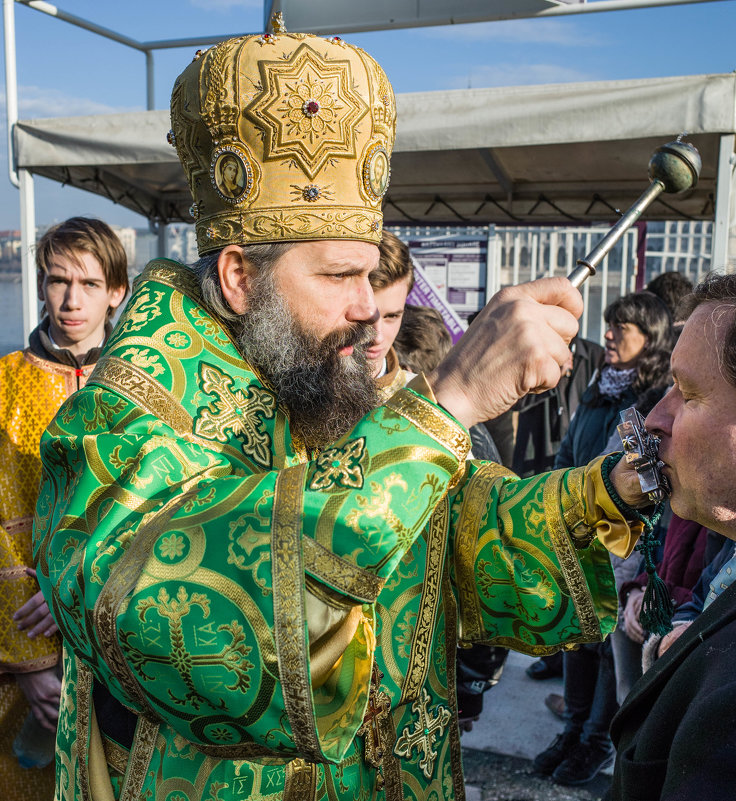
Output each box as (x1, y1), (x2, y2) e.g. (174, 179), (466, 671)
(34, 260), (630, 801)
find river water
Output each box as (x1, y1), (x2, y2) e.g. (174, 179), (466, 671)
(0, 276), (25, 356)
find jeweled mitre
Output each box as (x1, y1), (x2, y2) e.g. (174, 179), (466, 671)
(170, 30), (396, 255)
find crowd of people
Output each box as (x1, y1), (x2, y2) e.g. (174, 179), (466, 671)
(1, 22), (735, 801)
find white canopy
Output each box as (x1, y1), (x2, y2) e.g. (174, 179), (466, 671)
(14, 72), (736, 228)
(263, 0), (583, 34)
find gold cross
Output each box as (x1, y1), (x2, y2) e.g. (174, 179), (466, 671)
(194, 363), (276, 467)
(127, 586), (255, 713)
(477, 546), (555, 619)
(394, 688), (451, 780)
(357, 663), (391, 789)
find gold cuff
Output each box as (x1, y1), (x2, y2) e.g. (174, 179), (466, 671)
(385, 385), (470, 463)
(581, 456), (642, 558)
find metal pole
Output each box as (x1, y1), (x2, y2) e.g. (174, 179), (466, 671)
(712, 133), (736, 272)
(145, 49), (154, 110)
(485, 224), (497, 300)
(19, 168), (37, 342)
(157, 223), (167, 259)
(142, 33), (254, 50)
(4, 0), (19, 187)
(15, 0), (145, 50)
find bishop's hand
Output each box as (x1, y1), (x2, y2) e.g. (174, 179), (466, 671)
(609, 456), (652, 509)
(428, 277), (582, 429)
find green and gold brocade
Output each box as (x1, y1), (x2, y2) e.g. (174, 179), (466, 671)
(34, 260), (632, 801)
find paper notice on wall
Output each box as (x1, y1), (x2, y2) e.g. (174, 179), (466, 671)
(405, 235), (489, 324)
(406, 257), (467, 344)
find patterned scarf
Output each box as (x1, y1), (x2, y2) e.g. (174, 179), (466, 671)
(597, 365), (636, 398)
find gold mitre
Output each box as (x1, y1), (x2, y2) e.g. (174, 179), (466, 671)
(170, 24), (396, 255)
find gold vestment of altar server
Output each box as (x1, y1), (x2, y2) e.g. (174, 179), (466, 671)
(0, 346), (95, 800)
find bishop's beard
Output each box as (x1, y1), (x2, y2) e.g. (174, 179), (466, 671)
(232, 270), (379, 451)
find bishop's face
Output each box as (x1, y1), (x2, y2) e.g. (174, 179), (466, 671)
(645, 302), (736, 538)
(271, 240), (380, 351)
(221, 239), (381, 449)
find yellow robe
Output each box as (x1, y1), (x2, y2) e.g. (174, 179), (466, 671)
(0, 348), (94, 801)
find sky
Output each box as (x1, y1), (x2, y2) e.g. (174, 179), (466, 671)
(1, 0), (735, 229)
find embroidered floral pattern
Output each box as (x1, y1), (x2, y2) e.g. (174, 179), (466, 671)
(309, 437), (366, 491)
(193, 362), (276, 468)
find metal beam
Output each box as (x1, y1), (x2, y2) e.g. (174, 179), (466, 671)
(14, 0), (736, 51)
(141, 33), (254, 50)
(15, 0), (146, 50)
(478, 148), (515, 197)
(19, 168), (37, 342)
(263, 0), (733, 33)
(712, 133), (736, 272)
(536, 0), (731, 16)
(157, 223), (167, 259)
(3, 0), (19, 187)
(145, 50), (154, 110)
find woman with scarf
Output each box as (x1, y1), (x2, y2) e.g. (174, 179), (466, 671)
(532, 290), (673, 787)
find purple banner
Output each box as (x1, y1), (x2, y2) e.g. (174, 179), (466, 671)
(407, 259), (467, 344)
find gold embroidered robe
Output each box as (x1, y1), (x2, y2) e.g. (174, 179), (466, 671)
(34, 260), (640, 801)
(0, 348), (95, 800)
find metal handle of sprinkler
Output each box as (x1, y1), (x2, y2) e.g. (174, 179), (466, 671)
(566, 136), (702, 288)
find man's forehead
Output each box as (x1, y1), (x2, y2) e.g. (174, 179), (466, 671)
(289, 239), (380, 269)
(686, 301), (735, 342)
(46, 251), (101, 278)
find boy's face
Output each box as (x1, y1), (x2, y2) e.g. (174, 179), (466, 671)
(38, 250), (126, 357)
(366, 277), (412, 378)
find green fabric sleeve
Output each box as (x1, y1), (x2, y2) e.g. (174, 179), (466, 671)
(449, 460), (618, 656)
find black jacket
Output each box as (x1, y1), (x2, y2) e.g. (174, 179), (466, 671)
(607, 580), (736, 801)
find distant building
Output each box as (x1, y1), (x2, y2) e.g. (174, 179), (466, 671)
(112, 226), (137, 270)
(0, 230), (22, 272)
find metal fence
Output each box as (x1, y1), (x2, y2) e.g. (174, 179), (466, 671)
(643, 220), (713, 282)
(494, 225), (639, 344)
(391, 221), (714, 346)
(391, 224), (641, 345)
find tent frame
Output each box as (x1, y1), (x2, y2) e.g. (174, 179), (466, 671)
(3, 0), (735, 341)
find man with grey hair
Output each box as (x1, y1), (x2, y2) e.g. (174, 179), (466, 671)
(607, 273), (736, 801)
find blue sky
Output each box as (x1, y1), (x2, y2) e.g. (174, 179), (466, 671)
(1, 0), (734, 229)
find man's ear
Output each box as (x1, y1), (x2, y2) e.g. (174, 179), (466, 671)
(218, 245), (255, 315)
(107, 285), (127, 314)
(37, 271), (45, 303)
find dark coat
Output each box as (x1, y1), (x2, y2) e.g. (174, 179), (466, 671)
(553, 380), (637, 470)
(607, 580), (736, 801)
(512, 336), (603, 476)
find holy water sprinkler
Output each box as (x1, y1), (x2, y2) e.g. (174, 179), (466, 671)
(567, 136), (702, 289)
